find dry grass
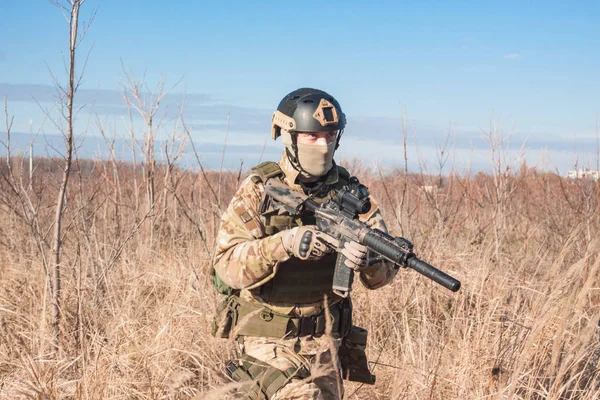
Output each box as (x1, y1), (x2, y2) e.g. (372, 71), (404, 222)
(1, 154), (599, 399)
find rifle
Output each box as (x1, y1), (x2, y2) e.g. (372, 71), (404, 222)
(264, 178), (461, 297)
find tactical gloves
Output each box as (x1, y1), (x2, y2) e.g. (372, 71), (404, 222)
(280, 226), (374, 271)
(341, 241), (369, 271)
(281, 225), (333, 260)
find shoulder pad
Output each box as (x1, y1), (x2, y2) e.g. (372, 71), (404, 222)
(250, 161), (284, 184)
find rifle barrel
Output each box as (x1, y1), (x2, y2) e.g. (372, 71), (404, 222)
(362, 231), (460, 292)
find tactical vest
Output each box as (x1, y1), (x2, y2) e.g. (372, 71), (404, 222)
(248, 161), (351, 305)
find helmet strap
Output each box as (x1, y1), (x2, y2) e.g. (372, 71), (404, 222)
(335, 129), (344, 150)
(290, 132), (299, 164)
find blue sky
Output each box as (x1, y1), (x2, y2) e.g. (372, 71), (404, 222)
(1, 0), (599, 173)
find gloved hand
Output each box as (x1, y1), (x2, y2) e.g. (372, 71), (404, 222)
(280, 225), (333, 260)
(340, 241), (369, 271)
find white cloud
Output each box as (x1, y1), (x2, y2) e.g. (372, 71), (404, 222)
(503, 53), (521, 60)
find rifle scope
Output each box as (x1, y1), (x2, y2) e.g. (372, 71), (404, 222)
(337, 181), (371, 216)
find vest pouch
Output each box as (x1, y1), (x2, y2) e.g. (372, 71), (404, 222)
(230, 296), (291, 338)
(339, 326), (376, 384)
(211, 268), (234, 296)
(211, 297), (235, 338)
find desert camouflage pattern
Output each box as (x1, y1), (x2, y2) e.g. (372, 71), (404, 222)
(213, 151), (398, 317)
(243, 335), (343, 400)
(213, 152), (397, 398)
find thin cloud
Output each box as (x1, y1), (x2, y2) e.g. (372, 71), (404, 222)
(0, 82), (215, 106)
(503, 53), (521, 60)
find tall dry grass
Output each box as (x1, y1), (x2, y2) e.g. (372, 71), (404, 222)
(1, 151), (599, 399)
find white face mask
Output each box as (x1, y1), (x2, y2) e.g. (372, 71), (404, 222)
(282, 130), (336, 178)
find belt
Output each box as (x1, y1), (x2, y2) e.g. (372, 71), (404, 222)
(230, 296), (352, 339)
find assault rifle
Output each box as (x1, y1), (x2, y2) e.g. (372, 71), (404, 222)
(264, 178), (461, 297)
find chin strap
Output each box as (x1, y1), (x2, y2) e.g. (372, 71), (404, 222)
(335, 129), (344, 150)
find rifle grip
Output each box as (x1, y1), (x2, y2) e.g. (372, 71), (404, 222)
(332, 249), (354, 298)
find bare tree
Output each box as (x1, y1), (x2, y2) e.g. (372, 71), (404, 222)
(120, 66), (182, 248)
(483, 115), (527, 261)
(48, 0), (93, 353)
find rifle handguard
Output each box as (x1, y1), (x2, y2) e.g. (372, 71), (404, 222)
(362, 231), (461, 292)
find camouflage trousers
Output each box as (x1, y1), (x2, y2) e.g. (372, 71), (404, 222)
(241, 335), (344, 400)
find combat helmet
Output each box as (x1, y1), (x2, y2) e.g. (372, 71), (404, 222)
(271, 88), (346, 152)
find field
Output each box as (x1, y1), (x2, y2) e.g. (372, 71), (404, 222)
(1, 149), (599, 399)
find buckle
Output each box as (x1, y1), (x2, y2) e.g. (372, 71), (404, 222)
(260, 310), (274, 322)
(225, 360), (238, 378)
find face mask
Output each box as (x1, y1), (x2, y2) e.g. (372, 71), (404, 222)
(282, 130), (336, 178)
(296, 141), (336, 177)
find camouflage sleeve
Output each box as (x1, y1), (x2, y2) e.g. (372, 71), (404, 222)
(356, 198), (399, 290)
(212, 176), (292, 290)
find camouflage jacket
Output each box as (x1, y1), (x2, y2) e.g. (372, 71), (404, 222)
(213, 153), (398, 316)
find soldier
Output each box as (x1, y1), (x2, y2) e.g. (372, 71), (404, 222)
(212, 88), (398, 400)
